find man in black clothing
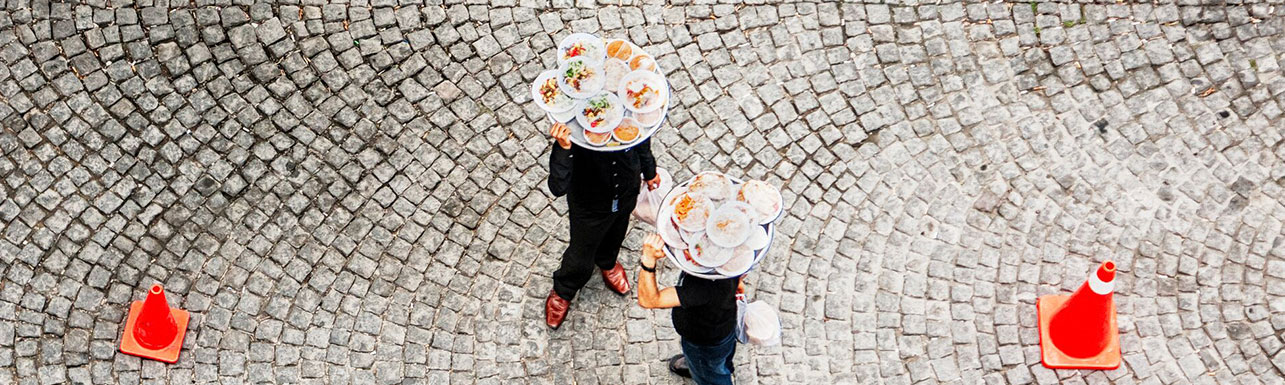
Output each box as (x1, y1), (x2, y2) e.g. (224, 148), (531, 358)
(545, 122), (660, 329)
(637, 234), (740, 385)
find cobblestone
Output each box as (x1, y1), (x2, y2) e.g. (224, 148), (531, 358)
(1, 1), (1285, 384)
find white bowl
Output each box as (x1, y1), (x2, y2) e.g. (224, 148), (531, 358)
(634, 109), (664, 127)
(612, 117), (643, 144)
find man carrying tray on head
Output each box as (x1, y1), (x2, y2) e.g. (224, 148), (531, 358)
(544, 122), (661, 329)
(636, 233), (742, 385)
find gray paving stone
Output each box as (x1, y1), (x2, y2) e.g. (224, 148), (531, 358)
(0, 3), (1283, 385)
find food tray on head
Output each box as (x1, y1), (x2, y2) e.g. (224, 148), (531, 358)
(658, 173), (778, 280)
(540, 35), (671, 152)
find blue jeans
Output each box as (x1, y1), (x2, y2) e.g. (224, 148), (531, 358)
(681, 333), (736, 385)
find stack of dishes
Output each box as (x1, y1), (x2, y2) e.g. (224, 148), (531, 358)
(658, 172), (784, 278)
(530, 33), (671, 151)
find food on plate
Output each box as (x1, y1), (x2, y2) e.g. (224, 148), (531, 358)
(539, 77), (564, 105)
(630, 54), (657, 72)
(613, 118), (641, 143)
(671, 192), (712, 232)
(606, 39), (633, 60)
(603, 59), (630, 93)
(634, 109), (663, 126)
(715, 246), (755, 276)
(584, 130), (612, 146)
(580, 94), (617, 130)
(737, 180), (783, 224)
(559, 34), (605, 65)
(537, 77), (572, 109)
(743, 225), (769, 250)
(622, 77), (663, 111)
(688, 236), (733, 267)
(706, 203), (752, 248)
(665, 186), (688, 207)
(563, 42), (590, 60)
(658, 207), (689, 249)
(687, 172), (734, 200)
(679, 249), (716, 273)
(619, 71), (666, 113)
(562, 59), (600, 94)
(531, 71), (575, 113)
(678, 228), (703, 246)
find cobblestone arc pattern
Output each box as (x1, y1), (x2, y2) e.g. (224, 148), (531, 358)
(1, 1), (1285, 384)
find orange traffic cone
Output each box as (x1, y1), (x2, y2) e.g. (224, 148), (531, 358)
(119, 284), (189, 363)
(1037, 261), (1121, 369)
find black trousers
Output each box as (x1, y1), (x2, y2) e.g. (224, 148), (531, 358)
(552, 196), (637, 300)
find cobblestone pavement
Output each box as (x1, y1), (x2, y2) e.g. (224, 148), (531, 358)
(1, 0), (1285, 384)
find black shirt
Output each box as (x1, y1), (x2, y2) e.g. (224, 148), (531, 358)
(548, 139), (657, 212)
(672, 273), (738, 346)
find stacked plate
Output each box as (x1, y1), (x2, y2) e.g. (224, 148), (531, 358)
(530, 33), (671, 151)
(658, 172), (784, 279)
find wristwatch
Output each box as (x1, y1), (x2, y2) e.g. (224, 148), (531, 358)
(640, 262), (656, 273)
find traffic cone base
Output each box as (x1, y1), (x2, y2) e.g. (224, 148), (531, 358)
(1037, 294), (1120, 369)
(119, 300), (189, 363)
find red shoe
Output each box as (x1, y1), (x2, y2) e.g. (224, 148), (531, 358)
(545, 290), (570, 329)
(601, 263), (631, 295)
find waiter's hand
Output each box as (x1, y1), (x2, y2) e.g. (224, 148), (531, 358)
(549, 123), (571, 150)
(641, 233), (664, 267)
(646, 174), (662, 190)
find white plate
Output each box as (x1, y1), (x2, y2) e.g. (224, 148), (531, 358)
(672, 248), (716, 274)
(558, 58), (605, 99)
(603, 58), (630, 94)
(679, 228), (704, 246)
(531, 70), (577, 113)
(716, 246), (755, 277)
(575, 92), (624, 133)
(688, 172), (735, 200)
(706, 202), (753, 248)
(689, 235), (733, 267)
(618, 70), (668, 114)
(743, 226), (769, 250)
(658, 205), (689, 249)
(549, 108), (577, 123)
(738, 180), (784, 225)
(557, 33), (606, 66)
(669, 192), (714, 232)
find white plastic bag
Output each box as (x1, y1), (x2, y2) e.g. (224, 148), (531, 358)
(735, 295), (749, 344)
(741, 300), (781, 346)
(632, 167), (672, 227)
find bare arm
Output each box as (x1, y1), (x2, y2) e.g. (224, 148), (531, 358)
(637, 234), (681, 309)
